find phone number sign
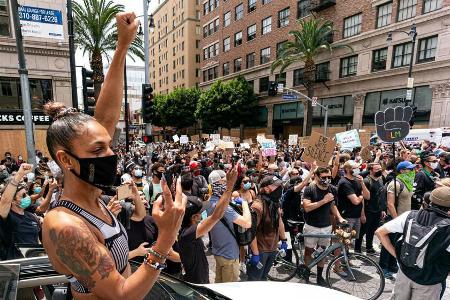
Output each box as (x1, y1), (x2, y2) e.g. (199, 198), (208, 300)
(19, 6), (64, 40)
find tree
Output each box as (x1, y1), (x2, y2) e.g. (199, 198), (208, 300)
(73, 0), (145, 98)
(271, 18), (352, 136)
(153, 88), (200, 130)
(195, 75), (258, 133)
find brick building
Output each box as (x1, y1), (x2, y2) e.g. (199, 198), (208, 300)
(200, 0), (450, 138)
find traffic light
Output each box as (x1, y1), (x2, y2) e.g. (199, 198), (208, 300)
(409, 105), (417, 128)
(268, 81), (278, 96)
(82, 68), (95, 116)
(142, 83), (154, 124)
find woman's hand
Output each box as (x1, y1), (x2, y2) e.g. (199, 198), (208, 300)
(106, 196), (122, 217)
(134, 242), (150, 257)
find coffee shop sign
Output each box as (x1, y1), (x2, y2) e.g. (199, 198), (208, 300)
(0, 113), (51, 125)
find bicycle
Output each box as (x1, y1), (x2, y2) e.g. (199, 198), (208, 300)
(267, 220), (385, 300)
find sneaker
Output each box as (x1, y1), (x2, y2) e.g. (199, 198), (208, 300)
(333, 266), (348, 277)
(240, 262), (247, 274)
(317, 276), (328, 287)
(366, 248), (376, 255)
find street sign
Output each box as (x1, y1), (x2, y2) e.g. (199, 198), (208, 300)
(312, 97), (318, 107)
(406, 89), (413, 100)
(18, 6), (64, 40)
(277, 83), (284, 93)
(407, 78), (414, 89)
(282, 93), (299, 100)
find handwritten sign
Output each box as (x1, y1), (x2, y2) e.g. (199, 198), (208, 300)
(260, 139), (277, 157)
(244, 138), (253, 145)
(289, 134), (298, 146)
(210, 134), (221, 145)
(191, 135), (199, 142)
(180, 135), (189, 144)
(223, 136), (232, 142)
(205, 141), (215, 151)
(298, 137), (309, 148)
(256, 133), (266, 143)
(189, 150), (198, 158)
(172, 135), (179, 143)
(335, 129), (361, 150)
(302, 132), (336, 167)
(201, 134), (210, 139)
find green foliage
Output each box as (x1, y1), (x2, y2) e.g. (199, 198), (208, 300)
(153, 87), (201, 129)
(195, 75), (258, 129)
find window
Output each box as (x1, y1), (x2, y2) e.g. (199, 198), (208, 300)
(278, 7), (290, 28)
(247, 24), (256, 41)
(196, 54), (201, 63)
(248, 0), (257, 12)
(372, 48), (388, 72)
(340, 55), (358, 77)
(196, 40), (200, 49)
(203, 2), (208, 15)
(418, 35), (437, 63)
(315, 62), (330, 81)
(246, 52), (255, 68)
(343, 13), (362, 38)
(293, 68), (304, 86)
(235, 3), (244, 20)
(376, 2), (392, 28)
(423, 0), (442, 13)
(204, 42), (219, 60)
(276, 40), (287, 58)
(275, 73), (286, 86)
(262, 16), (272, 35)
(259, 76), (270, 92)
(223, 37), (231, 51)
(223, 62), (230, 76)
(397, 0), (417, 21)
(196, 25), (201, 35)
(234, 58), (242, 72)
(224, 11), (231, 27)
(0, 0), (10, 36)
(203, 66), (218, 82)
(262, 0), (271, 4)
(234, 31), (243, 46)
(297, 0), (310, 18)
(260, 47), (271, 64)
(393, 42), (413, 68)
(0, 77), (53, 109)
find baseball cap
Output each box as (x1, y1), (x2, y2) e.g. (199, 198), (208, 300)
(396, 161), (416, 172)
(429, 186), (450, 208)
(189, 161), (200, 171)
(185, 195), (211, 216)
(208, 170), (226, 184)
(260, 175), (283, 188)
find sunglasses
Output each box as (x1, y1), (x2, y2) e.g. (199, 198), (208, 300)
(427, 160), (438, 163)
(320, 176), (332, 180)
(242, 180), (250, 184)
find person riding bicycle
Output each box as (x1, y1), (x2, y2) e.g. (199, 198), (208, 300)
(302, 167), (346, 286)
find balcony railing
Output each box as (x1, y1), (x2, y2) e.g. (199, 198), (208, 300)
(310, 0), (336, 12)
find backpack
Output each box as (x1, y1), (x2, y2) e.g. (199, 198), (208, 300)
(378, 179), (405, 211)
(220, 201), (258, 246)
(398, 211), (450, 270)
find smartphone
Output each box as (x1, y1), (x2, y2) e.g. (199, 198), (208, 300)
(117, 184), (133, 201)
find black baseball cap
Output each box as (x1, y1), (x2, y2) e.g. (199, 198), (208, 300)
(185, 195), (211, 217)
(260, 175), (283, 188)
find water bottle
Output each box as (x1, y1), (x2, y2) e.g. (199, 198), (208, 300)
(279, 249), (286, 258)
(312, 247), (324, 259)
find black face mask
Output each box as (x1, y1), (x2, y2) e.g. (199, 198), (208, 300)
(374, 170), (383, 178)
(66, 151), (118, 191)
(269, 186), (282, 202)
(153, 171), (163, 180)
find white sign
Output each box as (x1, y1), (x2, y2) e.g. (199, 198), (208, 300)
(335, 129), (361, 149)
(240, 143), (250, 149)
(406, 89), (413, 100)
(407, 78), (414, 89)
(277, 83), (284, 93)
(260, 139), (277, 157)
(312, 97), (318, 107)
(19, 6), (64, 40)
(180, 135), (189, 144)
(210, 134), (221, 145)
(404, 128), (443, 144)
(205, 141), (215, 151)
(223, 135), (231, 142)
(289, 134), (298, 146)
(172, 135), (179, 142)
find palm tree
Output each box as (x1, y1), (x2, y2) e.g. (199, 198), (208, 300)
(271, 18), (352, 136)
(73, 0), (145, 98)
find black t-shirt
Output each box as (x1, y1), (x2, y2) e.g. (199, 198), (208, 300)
(127, 215), (158, 263)
(302, 184), (338, 228)
(178, 224), (209, 284)
(363, 177), (383, 213)
(337, 177), (363, 218)
(281, 186), (303, 223)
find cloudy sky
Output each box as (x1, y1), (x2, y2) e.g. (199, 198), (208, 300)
(74, 0), (159, 68)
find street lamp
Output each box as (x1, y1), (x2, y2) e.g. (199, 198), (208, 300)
(387, 24), (417, 104)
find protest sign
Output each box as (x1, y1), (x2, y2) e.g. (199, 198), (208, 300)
(240, 143), (250, 149)
(375, 106), (412, 143)
(201, 134), (210, 139)
(256, 133), (266, 143)
(172, 135), (179, 143)
(244, 138), (253, 145)
(298, 137), (309, 148)
(231, 136), (240, 143)
(189, 150), (198, 158)
(191, 135), (199, 142)
(289, 134), (298, 146)
(223, 136), (232, 142)
(210, 134), (221, 145)
(205, 142), (215, 151)
(180, 135), (189, 144)
(303, 132), (336, 167)
(218, 140), (235, 150)
(260, 139), (277, 157)
(335, 129), (361, 150)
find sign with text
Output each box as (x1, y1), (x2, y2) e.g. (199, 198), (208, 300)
(191, 135), (199, 142)
(260, 139), (277, 157)
(172, 135), (179, 143)
(335, 129), (361, 150)
(0, 111), (52, 125)
(180, 135), (189, 144)
(298, 136), (309, 148)
(302, 132), (336, 167)
(201, 134), (210, 139)
(19, 6), (64, 40)
(289, 134), (298, 146)
(223, 136), (231, 142)
(375, 106), (412, 143)
(210, 134), (221, 145)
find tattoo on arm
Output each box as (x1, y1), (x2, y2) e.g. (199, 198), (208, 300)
(49, 224), (116, 290)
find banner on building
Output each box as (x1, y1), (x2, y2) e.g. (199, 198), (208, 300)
(335, 129), (361, 149)
(302, 132), (336, 167)
(19, 6), (64, 40)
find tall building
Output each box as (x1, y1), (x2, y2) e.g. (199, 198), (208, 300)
(149, 0), (202, 94)
(0, 0), (71, 158)
(200, 0), (450, 137)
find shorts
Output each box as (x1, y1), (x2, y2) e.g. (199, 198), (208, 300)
(303, 223), (332, 249)
(346, 218), (361, 237)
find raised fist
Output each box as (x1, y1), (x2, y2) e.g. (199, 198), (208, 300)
(375, 106), (412, 143)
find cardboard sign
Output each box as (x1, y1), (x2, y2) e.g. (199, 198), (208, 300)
(244, 138), (253, 145)
(210, 134), (221, 145)
(335, 129), (361, 150)
(205, 141), (215, 151)
(218, 140), (235, 150)
(375, 106), (412, 143)
(302, 132), (336, 167)
(191, 135), (200, 142)
(172, 135), (179, 143)
(298, 137), (309, 148)
(180, 135), (189, 144)
(240, 143), (250, 149)
(189, 150), (198, 158)
(256, 133), (266, 143)
(360, 146), (372, 162)
(201, 134), (210, 139)
(223, 136), (232, 142)
(289, 134), (298, 146)
(260, 139), (276, 157)
(231, 137), (240, 143)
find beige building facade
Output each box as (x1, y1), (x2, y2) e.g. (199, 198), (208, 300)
(149, 0), (202, 94)
(0, 0), (71, 158)
(200, 0), (450, 138)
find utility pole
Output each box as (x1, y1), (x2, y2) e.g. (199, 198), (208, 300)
(144, 0), (150, 85)
(11, 0), (36, 166)
(67, 0), (78, 108)
(124, 59), (130, 153)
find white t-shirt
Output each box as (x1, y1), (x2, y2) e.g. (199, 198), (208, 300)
(381, 211), (450, 252)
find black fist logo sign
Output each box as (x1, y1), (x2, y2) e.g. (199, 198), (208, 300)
(375, 106), (412, 143)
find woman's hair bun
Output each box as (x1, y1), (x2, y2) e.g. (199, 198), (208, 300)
(43, 102), (78, 121)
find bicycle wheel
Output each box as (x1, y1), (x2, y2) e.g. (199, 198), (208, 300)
(325, 252), (385, 300)
(267, 247), (300, 282)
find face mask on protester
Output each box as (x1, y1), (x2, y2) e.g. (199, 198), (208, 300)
(65, 151), (118, 191)
(134, 169), (143, 178)
(429, 162), (439, 170)
(19, 195), (32, 209)
(153, 171), (163, 180)
(212, 181), (227, 197)
(374, 170), (383, 178)
(243, 182), (252, 190)
(319, 178), (331, 187)
(33, 186), (42, 194)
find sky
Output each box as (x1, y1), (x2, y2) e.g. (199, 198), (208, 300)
(74, 0), (159, 68)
